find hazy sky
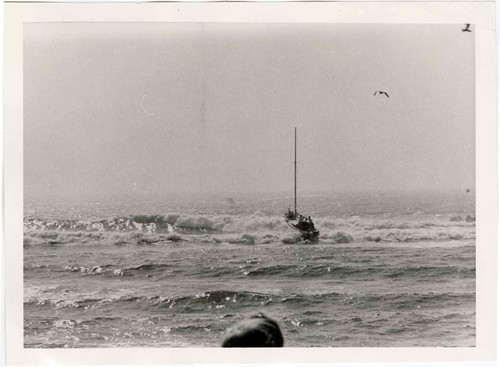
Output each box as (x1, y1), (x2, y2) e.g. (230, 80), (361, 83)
(24, 23), (475, 196)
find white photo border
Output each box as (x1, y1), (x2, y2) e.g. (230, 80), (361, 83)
(4, 1), (497, 365)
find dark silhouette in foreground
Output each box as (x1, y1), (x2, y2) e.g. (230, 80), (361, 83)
(462, 23), (471, 32)
(222, 313), (284, 347)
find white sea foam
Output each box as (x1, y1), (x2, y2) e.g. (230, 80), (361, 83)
(23, 213), (475, 246)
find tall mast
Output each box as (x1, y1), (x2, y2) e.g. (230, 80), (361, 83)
(294, 127), (297, 217)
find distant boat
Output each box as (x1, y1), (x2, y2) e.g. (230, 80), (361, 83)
(284, 127), (320, 242)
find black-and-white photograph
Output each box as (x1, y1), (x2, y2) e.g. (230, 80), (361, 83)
(23, 22), (477, 349)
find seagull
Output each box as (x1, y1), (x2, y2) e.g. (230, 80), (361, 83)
(374, 91), (389, 98)
(462, 24), (472, 32)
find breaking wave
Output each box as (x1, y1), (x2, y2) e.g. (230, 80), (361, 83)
(24, 288), (475, 315)
(237, 264), (474, 280)
(28, 259), (475, 282)
(23, 213), (475, 246)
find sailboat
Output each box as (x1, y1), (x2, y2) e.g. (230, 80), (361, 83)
(284, 127), (320, 242)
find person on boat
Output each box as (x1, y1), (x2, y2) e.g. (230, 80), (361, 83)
(297, 215), (308, 231)
(221, 313), (284, 347)
(307, 216), (316, 232)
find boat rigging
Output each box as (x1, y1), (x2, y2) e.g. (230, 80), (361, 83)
(284, 127), (320, 242)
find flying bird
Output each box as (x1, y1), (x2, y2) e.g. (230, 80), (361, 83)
(462, 24), (472, 32)
(374, 91), (389, 98)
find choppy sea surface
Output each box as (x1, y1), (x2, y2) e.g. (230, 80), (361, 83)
(24, 190), (475, 347)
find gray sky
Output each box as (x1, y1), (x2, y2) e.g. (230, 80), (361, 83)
(24, 23), (475, 196)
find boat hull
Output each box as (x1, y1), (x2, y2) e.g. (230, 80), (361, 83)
(285, 218), (320, 242)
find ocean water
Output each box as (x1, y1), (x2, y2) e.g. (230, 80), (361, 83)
(24, 191), (475, 347)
